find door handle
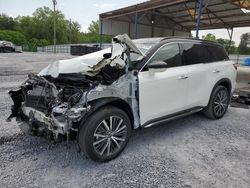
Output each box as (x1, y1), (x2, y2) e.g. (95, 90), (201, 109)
(178, 75), (188, 80)
(212, 69), (220, 73)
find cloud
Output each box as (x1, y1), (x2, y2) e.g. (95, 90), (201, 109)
(92, 3), (116, 10)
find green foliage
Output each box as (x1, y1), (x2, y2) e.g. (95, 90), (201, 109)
(88, 20), (99, 34)
(29, 6), (75, 44)
(79, 33), (112, 43)
(216, 38), (237, 53)
(0, 29), (26, 45)
(15, 16), (34, 38)
(202, 33), (216, 42)
(29, 38), (50, 47)
(77, 20), (112, 43)
(238, 33), (250, 55)
(0, 8), (112, 49)
(202, 33), (237, 54)
(68, 21), (81, 43)
(0, 14), (17, 30)
(0, 7), (84, 46)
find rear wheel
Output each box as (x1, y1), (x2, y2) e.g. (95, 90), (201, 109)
(78, 106), (131, 162)
(203, 85), (230, 119)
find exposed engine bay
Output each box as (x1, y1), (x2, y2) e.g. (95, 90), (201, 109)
(8, 34), (143, 141)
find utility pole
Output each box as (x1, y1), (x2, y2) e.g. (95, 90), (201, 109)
(69, 18), (72, 44)
(52, 0), (57, 53)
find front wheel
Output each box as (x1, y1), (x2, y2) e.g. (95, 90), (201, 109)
(78, 106), (131, 162)
(203, 85), (230, 119)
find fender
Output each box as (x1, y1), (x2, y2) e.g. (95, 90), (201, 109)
(213, 78), (232, 93)
(78, 97), (134, 129)
(207, 78), (232, 105)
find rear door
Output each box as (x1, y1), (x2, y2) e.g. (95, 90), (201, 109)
(138, 43), (189, 125)
(206, 45), (235, 93)
(180, 43), (213, 108)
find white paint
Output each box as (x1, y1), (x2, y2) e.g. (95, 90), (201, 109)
(138, 57), (236, 125)
(138, 66), (189, 124)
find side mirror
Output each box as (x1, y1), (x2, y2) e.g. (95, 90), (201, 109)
(148, 61), (168, 69)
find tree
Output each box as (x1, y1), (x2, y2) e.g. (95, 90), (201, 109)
(67, 20), (81, 43)
(0, 30), (26, 45)
(201, 33), (237, 54)
(202, 33), (216, 42)
(12, 7), (82, 45)
(216, 38), (236, 53)
(0, 10), (112, 47)
(15, 16), (35, 39)
(238, 33), (250, 55)
(32, 7), (68, 44)
(0, 14), (17, 30)
(87, 20), (99, 34)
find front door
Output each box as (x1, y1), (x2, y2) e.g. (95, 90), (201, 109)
(138, 43), (189, 125)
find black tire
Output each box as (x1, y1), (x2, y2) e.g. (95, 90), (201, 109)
(78, 106), (131, 162)
(203, 85), (230, 119)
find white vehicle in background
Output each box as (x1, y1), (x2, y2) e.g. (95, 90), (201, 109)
(8, 34), (237, 162)
(0, 41), (15, 52)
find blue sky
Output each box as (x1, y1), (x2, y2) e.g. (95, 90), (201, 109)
(0, 0), (249, 45)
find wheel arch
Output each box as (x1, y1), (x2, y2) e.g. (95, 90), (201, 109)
(79, 97), (134, 129)
(203, 78), (232, 119)
(214, 78), (232, 94)
(207, 78), (232, 105)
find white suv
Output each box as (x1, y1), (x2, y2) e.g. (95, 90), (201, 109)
(8, 34), (237, 162)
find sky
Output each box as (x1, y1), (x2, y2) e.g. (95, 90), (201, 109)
(0, 0), (249, 45)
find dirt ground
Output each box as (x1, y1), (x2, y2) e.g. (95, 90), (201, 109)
(0, 52), (249, 188)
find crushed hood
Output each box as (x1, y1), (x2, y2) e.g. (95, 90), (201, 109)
(39, 34), (145, 78)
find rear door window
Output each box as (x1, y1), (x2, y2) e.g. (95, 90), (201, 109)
(181, 43), (213, 65)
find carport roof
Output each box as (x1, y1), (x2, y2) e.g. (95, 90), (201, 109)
(99, 0), (250, 30)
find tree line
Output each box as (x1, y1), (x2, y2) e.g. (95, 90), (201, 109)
(0, 7), (111, 51)
(202, 33), (250, 55)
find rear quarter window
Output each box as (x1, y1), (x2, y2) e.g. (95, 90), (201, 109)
(206, 45), (229, 62)
(181, 42), (229, 65)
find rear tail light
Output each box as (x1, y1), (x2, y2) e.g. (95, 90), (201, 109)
(233, 64), (238, 70)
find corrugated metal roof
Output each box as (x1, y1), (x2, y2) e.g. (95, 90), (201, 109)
(100, 0), (250, 30)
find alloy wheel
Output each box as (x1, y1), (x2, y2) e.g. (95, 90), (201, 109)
(93, 116), (127, 157)
(213, 89), (228, 117)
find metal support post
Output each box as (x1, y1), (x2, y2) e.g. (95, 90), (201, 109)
(196, 0), (203, 38)
(99, 19), (103, 49)
(227, 27), (234, 55)
(134, 12), (138, 39)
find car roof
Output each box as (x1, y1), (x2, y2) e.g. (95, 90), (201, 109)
(132, 38), (165, 44)
(162, 37), (221, 46)
(133, 37), (223, 48)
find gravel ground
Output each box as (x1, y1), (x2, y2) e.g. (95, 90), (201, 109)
(0, 52), (250, 188)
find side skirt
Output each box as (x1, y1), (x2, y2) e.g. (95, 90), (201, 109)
(142, 107), (203, 128)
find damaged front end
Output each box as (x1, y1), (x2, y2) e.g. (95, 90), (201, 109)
(7, 34), (143, 141)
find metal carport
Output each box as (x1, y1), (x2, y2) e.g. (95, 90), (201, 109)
(99, 0), (250, 46)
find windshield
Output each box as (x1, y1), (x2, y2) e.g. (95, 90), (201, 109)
(132, 38), (164, 54)
(130, 38), (164, 62)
